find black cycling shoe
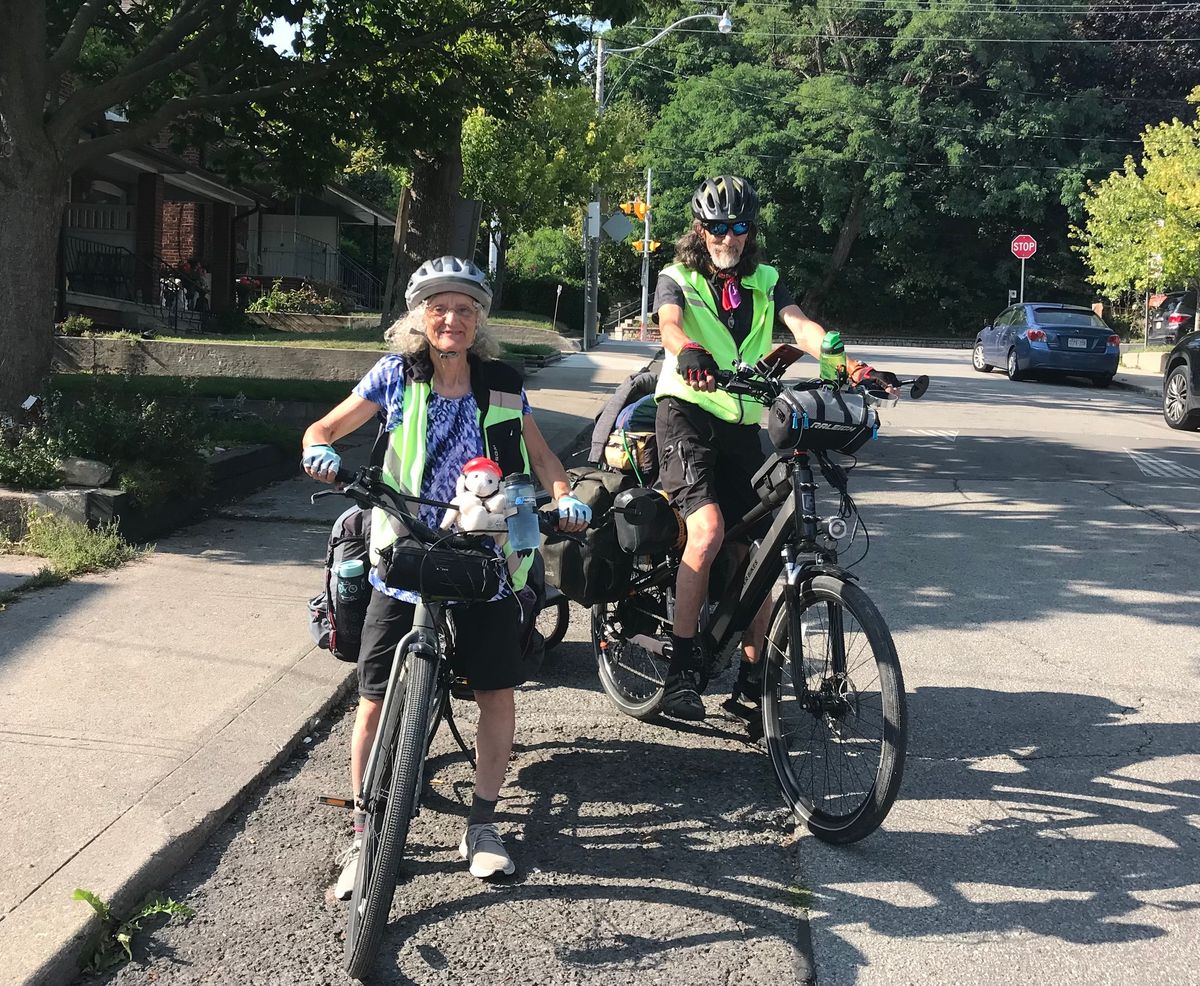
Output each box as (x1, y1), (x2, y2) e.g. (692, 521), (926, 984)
(661, 671), (705, 721)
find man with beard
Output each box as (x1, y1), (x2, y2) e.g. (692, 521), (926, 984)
(652, 174), (894, 720)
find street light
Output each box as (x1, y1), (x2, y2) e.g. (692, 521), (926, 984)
(581, 10), (732, 349)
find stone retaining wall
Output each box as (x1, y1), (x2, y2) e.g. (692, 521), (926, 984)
(1119, 349), (1168, 374)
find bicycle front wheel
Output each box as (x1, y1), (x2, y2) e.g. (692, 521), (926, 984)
(344, 649), (438, 979)
(760, 575), (906, 845)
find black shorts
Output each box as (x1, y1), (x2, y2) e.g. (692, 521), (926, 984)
(356, 589), (526, 699)
(655, 397), (767, 538)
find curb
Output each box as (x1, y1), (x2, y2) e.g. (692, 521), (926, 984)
(1112, 377), (1161, 398)
(4, 419), (602, 986)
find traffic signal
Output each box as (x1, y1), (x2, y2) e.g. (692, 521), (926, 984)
(633, 199), (648, 221)
(632, 240), (661, 253)
(619, 201), (635, 216)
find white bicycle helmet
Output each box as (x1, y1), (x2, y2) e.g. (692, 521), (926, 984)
(405, 256), (493, 314)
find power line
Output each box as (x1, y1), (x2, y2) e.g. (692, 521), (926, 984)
(608, 50), (1143, 144)
(621, 22), (1200, 43)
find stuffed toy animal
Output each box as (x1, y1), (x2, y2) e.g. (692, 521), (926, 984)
(440, 457), (511, 537)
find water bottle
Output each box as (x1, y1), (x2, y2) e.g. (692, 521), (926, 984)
(819, 331), (846, 383)
(333, 559), (369, 653)
(502, 473), (540, 552)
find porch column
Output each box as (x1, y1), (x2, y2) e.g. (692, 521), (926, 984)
(209, 203), (234, 313)
(134, 174), (164, 303)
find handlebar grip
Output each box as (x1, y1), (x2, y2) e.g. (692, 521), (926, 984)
(335, 466), (356, 484)
(537, 509), (561, 534)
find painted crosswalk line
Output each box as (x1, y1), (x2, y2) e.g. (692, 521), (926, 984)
(1124, 448), (1200, 480)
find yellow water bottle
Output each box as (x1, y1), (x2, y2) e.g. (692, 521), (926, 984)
(819, 332), (846, 383)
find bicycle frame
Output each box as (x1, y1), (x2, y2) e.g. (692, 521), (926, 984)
(698, 450), (850, 667)
(357, 598), (444, 816)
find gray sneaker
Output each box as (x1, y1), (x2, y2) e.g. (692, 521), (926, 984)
(334, 838), (361, 901)
(459, 823), (515, 878)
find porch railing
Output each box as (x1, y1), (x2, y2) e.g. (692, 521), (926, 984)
(253, 230), (382, 311)
(65, 203), (136, 232)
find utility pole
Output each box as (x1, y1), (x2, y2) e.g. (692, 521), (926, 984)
(639, 166), (652, 342)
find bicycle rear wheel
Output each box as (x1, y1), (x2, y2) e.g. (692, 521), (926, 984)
(592, 600), (667, 720)
(537, 595), (570, 653)
(344, 649), (438, 979)
(760, 575), (906, 845)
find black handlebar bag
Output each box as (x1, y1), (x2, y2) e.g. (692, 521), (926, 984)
(767, 388), (878, 454)
(378, 538), (507, 603)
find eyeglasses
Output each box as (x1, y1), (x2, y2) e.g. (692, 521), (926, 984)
(428, 303), (478, 321)
(703, 220), (750, 237)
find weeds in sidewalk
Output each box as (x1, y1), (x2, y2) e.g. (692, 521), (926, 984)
(73, 888), (194, 973)
(0, 511), (147, 610)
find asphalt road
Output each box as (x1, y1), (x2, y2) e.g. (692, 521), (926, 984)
(99, 347), (1200, 986)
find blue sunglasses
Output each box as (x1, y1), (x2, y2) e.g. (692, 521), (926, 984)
(703, 220), (750, 236)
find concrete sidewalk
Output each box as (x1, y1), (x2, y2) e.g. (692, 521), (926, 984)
(0, 341), (658, 986)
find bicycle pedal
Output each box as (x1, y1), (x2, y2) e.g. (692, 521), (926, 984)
(317, 796), (355, 810)
(450, 677), (476, 702)
(721, 697), (757, 722)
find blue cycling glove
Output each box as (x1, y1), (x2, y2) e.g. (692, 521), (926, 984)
(302, 443), (341, 482)
(557, 494), (592, 526)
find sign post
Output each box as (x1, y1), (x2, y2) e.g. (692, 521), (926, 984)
(1011, 234), (1038, 303)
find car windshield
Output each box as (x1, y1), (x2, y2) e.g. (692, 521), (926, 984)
(1034, 308), (1107, 329)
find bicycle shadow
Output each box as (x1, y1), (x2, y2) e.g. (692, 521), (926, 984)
(800, 686), (1200, 985)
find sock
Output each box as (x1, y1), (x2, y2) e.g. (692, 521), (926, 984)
(352, 809), (366, 840)
(468, 793), (497, 828)
(736, 659), (761, 698)
(668, 634), (695, 676)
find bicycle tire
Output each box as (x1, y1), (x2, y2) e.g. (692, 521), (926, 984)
(592, 601), (666, 720)
(344, 649), (438, 979)
(537, 597), (570, 653)
(760, 575), (906, 845)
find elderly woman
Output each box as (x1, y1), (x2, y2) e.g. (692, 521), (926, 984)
(301, 257), (590, 892)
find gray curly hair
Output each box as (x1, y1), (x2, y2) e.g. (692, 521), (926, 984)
(384, 300), (500, 360)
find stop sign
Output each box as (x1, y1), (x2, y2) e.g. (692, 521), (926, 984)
(1011, 234), (1038, 260)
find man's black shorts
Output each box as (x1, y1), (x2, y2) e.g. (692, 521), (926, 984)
(655, 396), (767, 537)
(356, 589), (525, 699)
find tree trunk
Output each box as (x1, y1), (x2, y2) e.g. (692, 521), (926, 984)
(802, 183), (867, 314)
(0, 146), (66, 415)
(492, 228), (509, 310)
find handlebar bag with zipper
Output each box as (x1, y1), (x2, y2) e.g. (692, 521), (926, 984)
(767, 388), (878, 454)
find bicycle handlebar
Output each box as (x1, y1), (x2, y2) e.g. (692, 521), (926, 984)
(713, 363), (929, 405)
(315, 466), (582, 546)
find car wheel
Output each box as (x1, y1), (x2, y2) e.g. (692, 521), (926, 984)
(1163, 366), (1200, 430)
(971, 343), (993, 373)
(1091, 374), (1113, 389)
(1006, 349), (1023, 382)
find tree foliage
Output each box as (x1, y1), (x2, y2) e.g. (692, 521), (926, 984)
(1075, 89), (1200, 301)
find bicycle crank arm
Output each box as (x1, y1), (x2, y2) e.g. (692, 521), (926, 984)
(317, 795), (356, 810)
(628, 633), (670, 658)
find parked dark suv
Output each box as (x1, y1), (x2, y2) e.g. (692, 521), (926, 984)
(1163, 330), (1200, 430)
(1148, 291), (1197, 345)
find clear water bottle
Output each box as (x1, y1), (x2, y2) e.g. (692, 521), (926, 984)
(819, 331), (846, 383)
(333, 559), (369, 650)
(502, 473), (540, 552)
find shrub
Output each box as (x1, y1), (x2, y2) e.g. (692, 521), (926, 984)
(19, 510), (142, 575)
(246, 279), (347, 316)
(57, 313), (94, 335)
(0, 422), (64, 490)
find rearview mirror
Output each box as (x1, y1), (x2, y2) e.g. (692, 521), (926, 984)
(910, 375), (929, 400)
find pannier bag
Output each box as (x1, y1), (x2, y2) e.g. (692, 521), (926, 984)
(542, 466), (635, 606)
(379, 539), (506, 602)
(766, 387), (878, 455)
(308, 505), (374, 663)
(602, 395), (660, 483)
(612, 487), (685, 556)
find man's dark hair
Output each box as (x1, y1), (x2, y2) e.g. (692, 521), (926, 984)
(673, 223), (760, 277)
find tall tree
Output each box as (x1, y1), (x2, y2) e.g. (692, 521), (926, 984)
(0, 0), (595, 412)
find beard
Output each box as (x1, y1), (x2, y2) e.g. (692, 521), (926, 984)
(708, 241), (743, 270)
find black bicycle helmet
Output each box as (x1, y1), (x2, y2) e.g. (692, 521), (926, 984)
(691, 175), (759, 224)
(405, 256), (493, 314)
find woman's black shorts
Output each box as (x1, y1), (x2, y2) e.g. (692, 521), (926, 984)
(356, 589), (525, 699)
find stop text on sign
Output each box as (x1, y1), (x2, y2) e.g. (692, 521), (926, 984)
(1011, 234), (1038, 260)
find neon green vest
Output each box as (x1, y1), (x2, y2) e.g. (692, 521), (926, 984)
(655, 262), (780, 424)
(369, 375), (534, 591)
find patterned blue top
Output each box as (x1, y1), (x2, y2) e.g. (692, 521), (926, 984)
(353, 354), (532, 602)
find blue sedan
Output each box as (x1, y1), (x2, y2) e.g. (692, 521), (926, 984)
(972, 303), (1121, 387)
